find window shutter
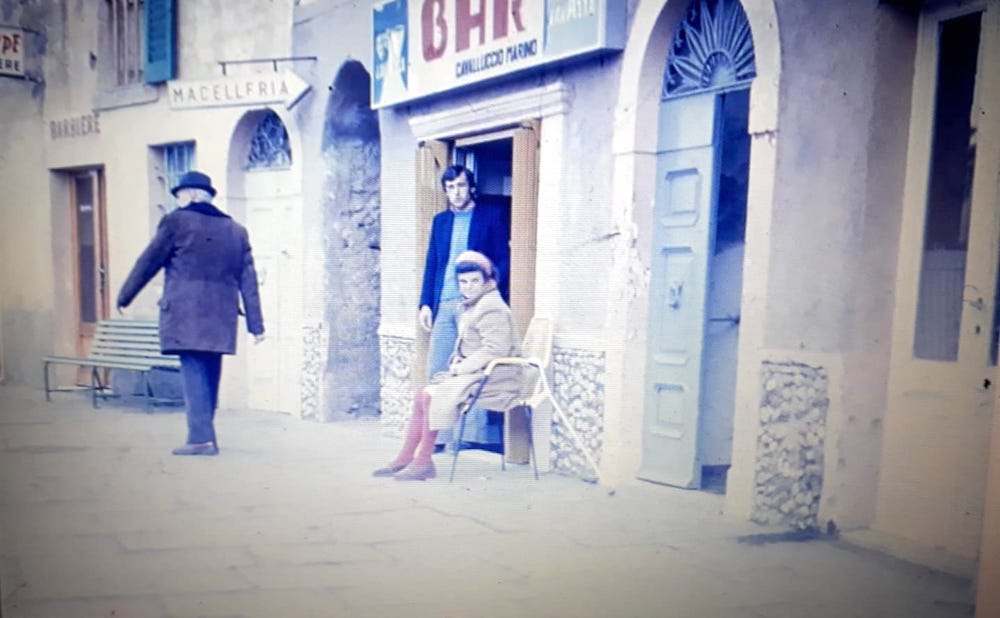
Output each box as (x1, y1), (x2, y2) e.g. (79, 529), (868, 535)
(144, 0), (175, 83)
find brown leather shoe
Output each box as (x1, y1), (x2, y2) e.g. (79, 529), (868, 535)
(172, 442), (219, 456)
(394, 462), (436, 481)
(372, 462), (408, 477)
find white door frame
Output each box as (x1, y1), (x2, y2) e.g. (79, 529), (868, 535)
(874, 0), (1000, 561)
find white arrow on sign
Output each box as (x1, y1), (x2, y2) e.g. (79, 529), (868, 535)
(167, 71), (311, 111)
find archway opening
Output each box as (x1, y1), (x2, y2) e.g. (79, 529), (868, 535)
(320, 60), (382, 419)
(640, 0), (755, 492)
(227, 108), (302, 415)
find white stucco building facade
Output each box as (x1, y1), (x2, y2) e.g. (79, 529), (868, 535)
(2, 0), (999, 599)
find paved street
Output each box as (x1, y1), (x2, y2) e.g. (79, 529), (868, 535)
(0, 384), (976, 618)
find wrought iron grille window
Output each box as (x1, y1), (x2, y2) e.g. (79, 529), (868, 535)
(246, 112), (292, 170)
(106, 0), (145, 86)
(663, 0), (756, 99)
(154, 142), (195, 216)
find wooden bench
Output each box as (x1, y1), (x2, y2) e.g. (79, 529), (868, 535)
(42, 319), (182, 410)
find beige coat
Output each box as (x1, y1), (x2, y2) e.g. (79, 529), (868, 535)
(425, 288), (522, 430)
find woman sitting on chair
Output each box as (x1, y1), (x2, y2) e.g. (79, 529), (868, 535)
(374, 250), (522, 481)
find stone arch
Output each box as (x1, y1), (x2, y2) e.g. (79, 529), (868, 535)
(320, 59), (382, 419)
(226, 107), (303, 200)
(601, 0), (781, 486)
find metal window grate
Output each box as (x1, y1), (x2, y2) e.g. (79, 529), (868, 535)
(154, 142), (195, 217)
(246, 112), (292, 170)
(663, 0), (756, 99)
(107, 0), (144, 86)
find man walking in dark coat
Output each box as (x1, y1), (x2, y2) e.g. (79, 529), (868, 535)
(117, 170), (265, 456)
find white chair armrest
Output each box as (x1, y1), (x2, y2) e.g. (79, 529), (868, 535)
(484, 356), (544, 375)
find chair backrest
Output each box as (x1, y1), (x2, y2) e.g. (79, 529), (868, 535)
(517, 317), (553, 402)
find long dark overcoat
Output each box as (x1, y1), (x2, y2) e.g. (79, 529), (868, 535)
(116, 202), (264, 355)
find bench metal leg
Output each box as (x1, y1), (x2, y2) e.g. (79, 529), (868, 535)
(91, 367), (100, 409)
(143, 371), (153, 413)
(43, 361), (51, 402)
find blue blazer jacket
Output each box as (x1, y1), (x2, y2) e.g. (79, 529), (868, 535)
(420, 200), (511, 318)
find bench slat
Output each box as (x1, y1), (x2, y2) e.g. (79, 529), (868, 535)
(96, 331), (159, 339)
(94, 341), (160, 349)
(43, 356), (178, 371)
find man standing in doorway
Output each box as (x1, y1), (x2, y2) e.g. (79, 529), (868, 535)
(420, 165), (510, 445)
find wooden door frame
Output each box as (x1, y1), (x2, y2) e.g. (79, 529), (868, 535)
(69, 168), (109, 357)
(414, 123), (541, 364)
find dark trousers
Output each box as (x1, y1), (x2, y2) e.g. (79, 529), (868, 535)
(179, 352), (223, 445)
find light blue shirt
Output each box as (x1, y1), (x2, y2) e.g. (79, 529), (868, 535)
(440, 210), (472, 302)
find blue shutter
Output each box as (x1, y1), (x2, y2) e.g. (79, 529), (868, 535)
(144, 0), (175, 83)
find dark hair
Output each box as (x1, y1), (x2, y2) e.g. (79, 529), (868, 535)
(440, 164), (476, 193)
(455, 260), (493, 281)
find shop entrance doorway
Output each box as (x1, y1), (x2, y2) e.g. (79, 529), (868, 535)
(70, 170), (110, 365)
(415, 124), (539, 460)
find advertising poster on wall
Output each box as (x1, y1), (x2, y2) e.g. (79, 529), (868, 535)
(371, 0), (625, 108)
(0, 26), (25, 78)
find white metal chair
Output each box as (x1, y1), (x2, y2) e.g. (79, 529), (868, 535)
(449, 316), (554, 482)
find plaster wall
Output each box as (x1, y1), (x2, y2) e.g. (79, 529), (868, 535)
(0, 1), (62, 384)
(375, 108), (420, 339)
(34, 0), (98, 117)
(830, 5), (916, 531)
(726, 0), (914, 532)
(175, 0), (294, 82)
(763, 0), (881, 354)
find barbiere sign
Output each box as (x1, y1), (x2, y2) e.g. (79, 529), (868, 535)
(372, 0), (625, 108)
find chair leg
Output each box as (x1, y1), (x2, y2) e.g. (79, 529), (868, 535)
(449, 408), (470, 483)
(526, 406), (538, 480)
(501, 412), (506, 472)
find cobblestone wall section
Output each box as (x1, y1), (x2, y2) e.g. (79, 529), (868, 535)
(300, 323), (327, 420)
(378, 335), (414, 438)
(752, 360), (830, 529)
(549, 347), (605, 478)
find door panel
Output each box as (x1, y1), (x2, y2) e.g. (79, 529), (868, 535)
(641, 92), (719, 488)
(878, 3), (1000, 558)
(246, 171), (302, 414)
(248, 201), (279, 412)
(510, 123), (539, 338)
(413, 141), (451, 391)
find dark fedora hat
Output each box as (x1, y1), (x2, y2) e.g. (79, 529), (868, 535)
(171, 170), (217, 197)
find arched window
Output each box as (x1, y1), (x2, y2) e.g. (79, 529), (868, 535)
(663, 0), (756, 99)
(246, 111), (292, 169)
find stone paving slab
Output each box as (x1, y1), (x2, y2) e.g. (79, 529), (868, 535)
(0, 384), (978, 617)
